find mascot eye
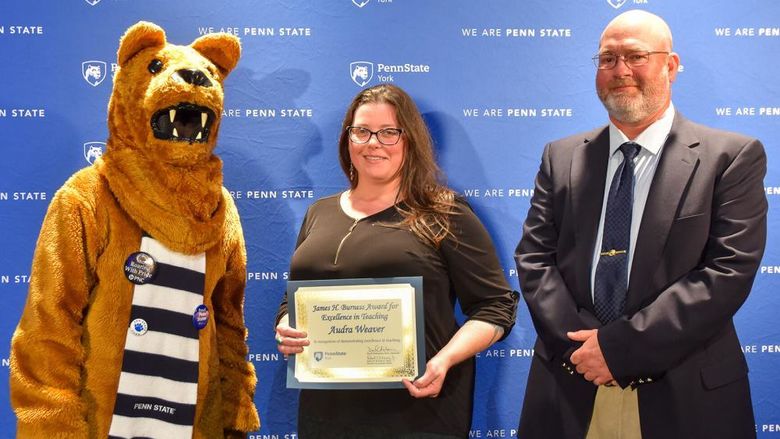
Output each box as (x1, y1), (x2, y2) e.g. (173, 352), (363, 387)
(148, 59), (164, 74)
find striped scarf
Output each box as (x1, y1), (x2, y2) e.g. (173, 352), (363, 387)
(109, 236), (206, 438)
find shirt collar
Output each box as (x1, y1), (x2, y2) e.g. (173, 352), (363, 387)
(608, 102), (675, 156)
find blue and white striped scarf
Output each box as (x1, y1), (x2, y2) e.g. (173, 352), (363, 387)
(109, 236), (205, 439)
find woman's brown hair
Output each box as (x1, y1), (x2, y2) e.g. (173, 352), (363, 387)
(338, 84), (456, 247)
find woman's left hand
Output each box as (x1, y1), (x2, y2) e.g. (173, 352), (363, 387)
(402, 356), (449, 398)
(402, 320), (503, 399)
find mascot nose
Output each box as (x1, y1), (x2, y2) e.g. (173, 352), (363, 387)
(175, 69), (212, 87)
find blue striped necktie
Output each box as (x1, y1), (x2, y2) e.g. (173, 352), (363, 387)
(594, 141), (641, 324)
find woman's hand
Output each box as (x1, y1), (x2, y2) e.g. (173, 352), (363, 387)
(402, 320), (503, 399)
(402, 356), (449, 399)
(275, 314), (310, 356)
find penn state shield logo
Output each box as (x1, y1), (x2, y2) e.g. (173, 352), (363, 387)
(82, 61), (107, 87)
(607, 0), (627, 8)
(314, 352), (324, 362)
(350, 61), (374, 87)
(84, 0), (101, 5)
(352, 0), (370, 7)
(83, 141), (105, 165)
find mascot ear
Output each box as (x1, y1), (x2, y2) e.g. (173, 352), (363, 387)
(191, 33), (241, 77)
(117, 21), (166, 67)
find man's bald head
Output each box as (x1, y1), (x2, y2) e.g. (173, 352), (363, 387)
(601, 10), (673, 52)
(595, 10), (680, 136)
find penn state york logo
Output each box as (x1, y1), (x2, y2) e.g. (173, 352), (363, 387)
(352, 0), (370, 7)
(83, 141), (105, 165)
(607, 0), (627, 8)
(314, 352), (323, 362)
(350, 61), (374, 87)
(84, 0), (101, 5)
(82, 60), (107, 87)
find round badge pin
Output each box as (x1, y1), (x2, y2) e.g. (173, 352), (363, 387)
(123, 251), (157, 285)
(130, 318), (148, 336)
(192, 304), (209, 330)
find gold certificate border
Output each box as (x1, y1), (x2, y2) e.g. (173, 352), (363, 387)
(293, 283), (418, 383)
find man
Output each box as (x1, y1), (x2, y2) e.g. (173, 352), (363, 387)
(515, 10), (766, 439)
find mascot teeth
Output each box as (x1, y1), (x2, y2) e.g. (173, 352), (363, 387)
(151, 103), (215, 144)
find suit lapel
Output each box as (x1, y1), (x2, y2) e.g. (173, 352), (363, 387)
(625, 114), (700, 312)
(571, 127), (610, 311)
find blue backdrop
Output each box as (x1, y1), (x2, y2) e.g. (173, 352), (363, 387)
(2, 1), (779, 437)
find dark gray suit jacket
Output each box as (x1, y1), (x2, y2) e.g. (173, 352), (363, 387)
(515, 113), (766, 439)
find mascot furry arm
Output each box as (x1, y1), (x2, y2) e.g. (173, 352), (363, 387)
(10, 22), (260, 438)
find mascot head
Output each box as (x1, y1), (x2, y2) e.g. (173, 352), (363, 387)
(108, 21), (240, 165)
(99, 22), (241, 253)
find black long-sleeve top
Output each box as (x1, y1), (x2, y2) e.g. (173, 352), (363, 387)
(277, 193), (517, 438)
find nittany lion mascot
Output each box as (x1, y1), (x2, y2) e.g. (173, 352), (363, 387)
(9, 21), (260, 438)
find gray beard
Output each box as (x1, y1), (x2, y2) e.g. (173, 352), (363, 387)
(602, 93), (656, 123)
(598, 76), (669, 124)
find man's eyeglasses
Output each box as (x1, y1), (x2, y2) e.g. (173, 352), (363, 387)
(347, 126), (404, 145)
(592, 51), (670, 70)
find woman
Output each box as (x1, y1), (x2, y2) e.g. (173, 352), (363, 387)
(275, 84), (517, 438)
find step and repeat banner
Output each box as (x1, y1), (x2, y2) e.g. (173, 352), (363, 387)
(2, 0), (779, 437)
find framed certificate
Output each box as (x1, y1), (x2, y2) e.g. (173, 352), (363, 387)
(286, 277), (425, 389)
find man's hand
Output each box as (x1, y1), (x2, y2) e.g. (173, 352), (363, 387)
(568, 329), (614, 386)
